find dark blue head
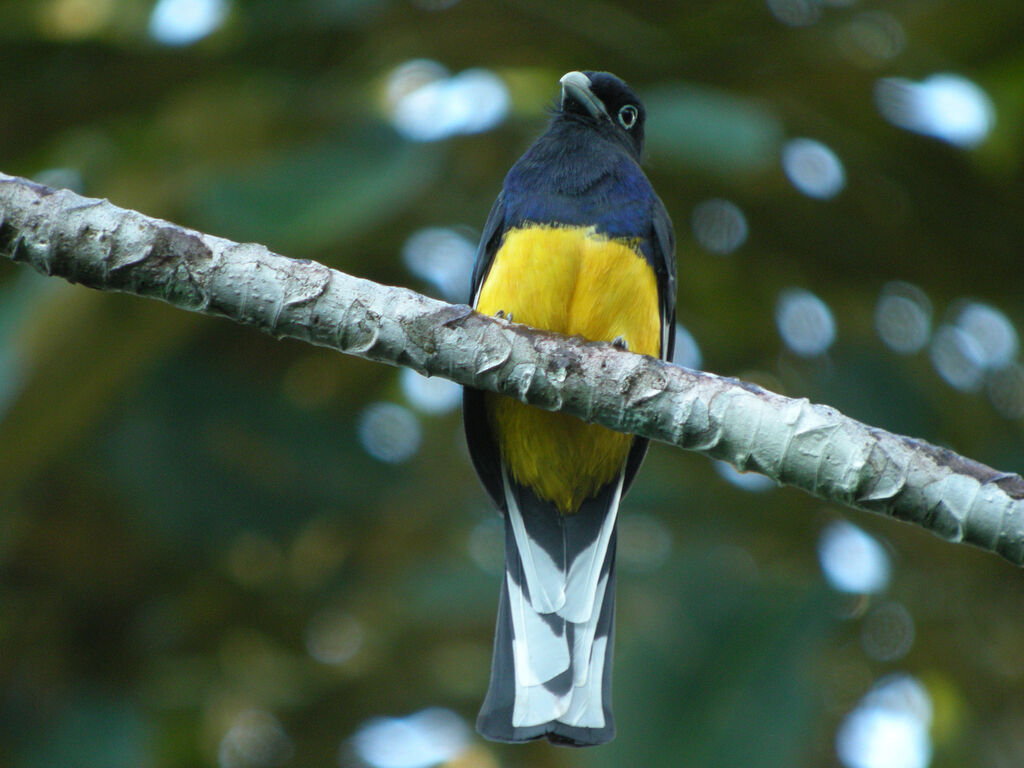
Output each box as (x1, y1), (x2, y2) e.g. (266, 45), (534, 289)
(558, 70), (646, 161)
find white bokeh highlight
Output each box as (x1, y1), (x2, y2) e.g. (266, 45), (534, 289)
(836, 675), (932, 768)
(358, 403), (422, 463)
(875, 73), (995, 148)
(350, 708), (469, 768)
(776, 288), (837, 357)
(387, 61), (509, 142)
(930, 325), (987, 392)
(401, 227), (475, 302)
(691, 198), (748, 255)
(400, 368), (462, 415)
(875, 282), (932, 355)
(782, 138), (846, 199)
(149, 0), (228, 46)
(714, 460), (776, 492)
(218, 709), (293, 768)
(955, 301), (1018, 370)
(818, 520), (891, 594)
(672, 323), (703, 371)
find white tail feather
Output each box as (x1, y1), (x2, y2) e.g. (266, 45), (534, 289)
(562, 472), (623, 623)
(570, 569), (610, 688)
(504, 468), (566, 613)
(506, 573), (569, 686)
(561, 635), (610, 727)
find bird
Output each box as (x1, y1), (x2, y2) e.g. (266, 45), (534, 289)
(463, 70), (677, 746)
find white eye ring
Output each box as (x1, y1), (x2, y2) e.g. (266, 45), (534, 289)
(618, 104), (638, 129)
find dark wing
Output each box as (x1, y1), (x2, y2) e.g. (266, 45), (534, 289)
(621, 194), (677, 495)
(463, 191), (509, 511)
(651, 194), (678, 361)
(469, 191), (508, 307)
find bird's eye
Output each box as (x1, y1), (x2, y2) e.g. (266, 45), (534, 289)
(618, 105), (638, 130)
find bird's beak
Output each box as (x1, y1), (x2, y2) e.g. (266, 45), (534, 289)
(560, 71), (608, 120)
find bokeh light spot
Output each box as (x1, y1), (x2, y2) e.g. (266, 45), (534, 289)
(955, 301), (1018, 370)
(776, 288), (836, 357)
(672, 323), (703, 370)
(836, 675), (932, 768)
(305, 608), (364, 666)
(218, 709), (293, 768)
(358, 403), (422, 463)
(837, 12), (906, 67)
(387, 61), (509, 142)
(401, 227), (475, 302)
(930, 325), (985, 392)
(782, 138), (846, 199)
(818, 520), (891, 594)
(691, 198), (748, 254)
(350, 708), (469, 768)
(468, 516), (504, 575)
(40, 0), (113, 39)
(875, 73), (995, 148)
(714, 460), (775, 492)
(986, 363), (1024, 419)
(149, 0), (229, 46)
(386, 60), (448, 107)
(861, 602), (915, 662)
(875, 282), (932, 355)
(618, 513), (672, 573)
(766, 0), (821, 27)
(33, 167), (85, 193)
(400, 368), (462, 415)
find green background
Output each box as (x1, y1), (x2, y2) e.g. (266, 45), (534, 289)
(2, 1), (1024, 766)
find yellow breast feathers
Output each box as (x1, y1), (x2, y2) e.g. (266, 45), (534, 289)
(475, 224), (661, 514)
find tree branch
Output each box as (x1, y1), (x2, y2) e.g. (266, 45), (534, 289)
(3, 171), (1023, 566)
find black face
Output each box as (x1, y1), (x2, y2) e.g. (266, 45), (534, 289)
(564, 70), (646, 159)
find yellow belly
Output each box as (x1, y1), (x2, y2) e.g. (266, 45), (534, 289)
(475, 224), (661, 514)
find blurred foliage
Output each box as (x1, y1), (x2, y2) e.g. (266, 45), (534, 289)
(3, 1), (1024, 767)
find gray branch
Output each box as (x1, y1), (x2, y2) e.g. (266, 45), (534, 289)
(3, 171), (1023, 566)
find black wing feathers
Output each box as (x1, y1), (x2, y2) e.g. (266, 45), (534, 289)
(464, 191), (509, 511)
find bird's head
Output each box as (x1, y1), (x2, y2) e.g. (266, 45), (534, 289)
(558, 70), (646, 160)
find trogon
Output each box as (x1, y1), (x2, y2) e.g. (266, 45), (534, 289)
(463, 71), (677, 746)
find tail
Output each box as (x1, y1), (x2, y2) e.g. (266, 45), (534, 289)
(477, 469), (622, 747)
